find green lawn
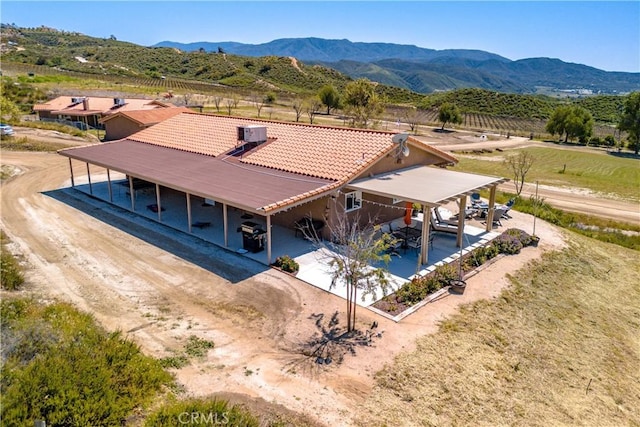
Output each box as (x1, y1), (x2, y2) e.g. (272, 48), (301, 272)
(452, 145), (640, 202)
(358, 233), (640, 426)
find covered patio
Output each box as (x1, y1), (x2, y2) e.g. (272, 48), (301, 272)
(64, 159), (507, 308)
(348, 165), (508, 266)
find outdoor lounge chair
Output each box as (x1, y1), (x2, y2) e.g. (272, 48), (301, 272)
(430, 213), (458, 234)
(434, 207), (459, 225)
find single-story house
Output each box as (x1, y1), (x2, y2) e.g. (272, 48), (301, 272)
(99, 106), (192, 141)
(58, 112), (507, 265)
(33, 96), (172, 129)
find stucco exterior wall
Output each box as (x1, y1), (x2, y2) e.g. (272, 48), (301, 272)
(104, 117), (145, 141)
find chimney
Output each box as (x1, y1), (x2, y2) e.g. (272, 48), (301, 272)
(82, 98), (89, 110)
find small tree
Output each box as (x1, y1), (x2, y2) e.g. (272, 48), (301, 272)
(311, 212), (393, 332)
(0, 96), (21, 123)
(342, 79), (385, 129)
(618, 91), (640, 154)
(438, 102), (462, 131)
(212, 95), (223, 113)
(224, 95), (237, 116)
(504, 151), (535, 195)
(292, 98), (304, 122)
(318, 84), (340, 115)
(546, 105), (594, 143)
(305, 97), (322, 124)
(251, 92), (265, 117)
(403, 107), (423, 134)
(264, 92), (276, 105)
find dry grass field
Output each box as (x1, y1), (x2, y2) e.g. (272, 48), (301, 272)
(357, 234), (640, 426)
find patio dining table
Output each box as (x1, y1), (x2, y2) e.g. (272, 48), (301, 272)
(392, 226), (422, 251)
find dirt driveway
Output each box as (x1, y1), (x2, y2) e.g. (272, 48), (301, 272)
(0, 148), (569, 425)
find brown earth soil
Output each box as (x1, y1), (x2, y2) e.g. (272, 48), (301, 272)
(0, 126), (631, 425)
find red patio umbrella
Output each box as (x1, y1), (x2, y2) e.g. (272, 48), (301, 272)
(404, 202), (413, 226)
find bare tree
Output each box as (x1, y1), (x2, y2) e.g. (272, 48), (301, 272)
(251, 92), (265, 118)
(403, 107), (423, 134)
(225, 97), (235, 116)
(306, 98), (322, 124)
(224, 93), (240, 116)
(504, 151), (535, 195)
(308, 211), (394, 332)
(292, 98), (304, 122)
(212, 95), (223, 112)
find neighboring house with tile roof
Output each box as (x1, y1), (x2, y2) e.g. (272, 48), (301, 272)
(99, 106), (192, 141)
(58, 112), (506, 265)
(33, 96), (172, 129)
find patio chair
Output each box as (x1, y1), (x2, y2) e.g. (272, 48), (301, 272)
(501, 198), (515, 219)
(484, 207), (506, 227)
(407, 233), (434, 254)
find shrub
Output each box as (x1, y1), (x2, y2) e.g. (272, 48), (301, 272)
(433, 263), (458, 283)
(504, 228), (534, 246)
(395, 277), (429, 306)
(1, 299), (172, 425)
(1, 250), (24, 290)
(491, 233), (524, 255)
(184, 335), (214, 358)
(272, 255), (299, 274)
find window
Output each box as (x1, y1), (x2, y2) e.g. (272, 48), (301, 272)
(345, 191), (362, 212)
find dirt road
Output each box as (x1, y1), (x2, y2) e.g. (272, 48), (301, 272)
(1, 145), (570, 425)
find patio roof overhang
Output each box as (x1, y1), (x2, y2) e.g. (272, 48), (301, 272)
(58, 140), (335, 214)
(348, 165), (508, 207)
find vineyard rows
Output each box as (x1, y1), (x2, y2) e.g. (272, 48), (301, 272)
(418, 108), (613, 139)
(2, 62), (226, 94)
(3, 62), (618, 139)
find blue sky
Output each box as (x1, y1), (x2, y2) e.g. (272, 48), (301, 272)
(2, 1), (639, 72)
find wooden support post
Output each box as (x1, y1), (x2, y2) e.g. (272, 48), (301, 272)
(223, 203), (228, 247)
(106, 169), (113, 202)
(420, 206), (431, 265)
(86, 163), (92, 195)
(156, 184), (162, 222)
(486, 186), (497, 232)
(456, 195), (467, 247)
(266, 214), (272, 265)
(128, 175), (135, 211)
(186, 193), (192, 232)
(68, 158), (75, 187)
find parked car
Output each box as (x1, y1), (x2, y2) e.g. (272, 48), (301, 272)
(0, 123), (15, 136)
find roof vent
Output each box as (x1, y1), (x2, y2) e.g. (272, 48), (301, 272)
(237, 125), (267, 143)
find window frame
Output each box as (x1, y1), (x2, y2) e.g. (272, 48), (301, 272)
(344, 190), (363, 212)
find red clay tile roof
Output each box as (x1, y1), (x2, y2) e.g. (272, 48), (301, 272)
(126, 112), (457, 181)
(33, 96), (170, 115)
(99, 106), (191, 125)
(58, 112), (458, 212)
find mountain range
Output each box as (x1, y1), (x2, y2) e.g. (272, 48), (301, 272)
(153, 38), (640, 95)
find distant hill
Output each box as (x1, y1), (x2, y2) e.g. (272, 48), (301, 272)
(154, 37), (509, 63)
(154, 38), (640, 95)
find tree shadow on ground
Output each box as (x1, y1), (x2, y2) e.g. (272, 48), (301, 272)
(433, 128), (455, 134)
(283, 312), (383, 376)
